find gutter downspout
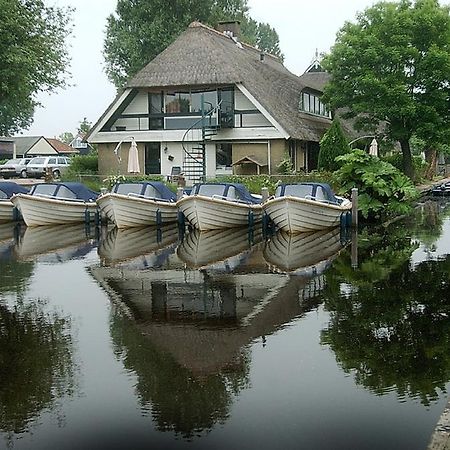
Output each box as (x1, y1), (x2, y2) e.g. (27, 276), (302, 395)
(13, 142), (16, 159)
(268, 141), (271, 174)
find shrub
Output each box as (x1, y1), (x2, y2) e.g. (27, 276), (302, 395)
(276, 152), (294, 174)
(67, 153), (98, 175)
(334, 149), (418, 220)
(318, 119), (350, 171)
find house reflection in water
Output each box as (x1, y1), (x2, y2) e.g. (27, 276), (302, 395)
(90, 225), (346, 438)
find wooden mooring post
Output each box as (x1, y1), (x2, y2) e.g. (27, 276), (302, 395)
(351, 188), (358, 228)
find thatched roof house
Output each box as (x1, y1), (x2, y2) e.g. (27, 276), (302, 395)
(88, 21), (339, 182)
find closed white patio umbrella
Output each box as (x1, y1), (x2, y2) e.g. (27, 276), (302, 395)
(127, 138), (140, 173)
(369, 138), (378, 157)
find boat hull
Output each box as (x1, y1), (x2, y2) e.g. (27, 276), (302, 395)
(12, 194), (98, 226)
(0, 201), (16, 222)
(177, 195), (262, 230)
(263, 196), (351, 233)
(109, 194), (178, 229)
(97, 194), (115, 223)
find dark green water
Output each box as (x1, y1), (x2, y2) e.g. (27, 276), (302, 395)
(1, 199), (450, 449)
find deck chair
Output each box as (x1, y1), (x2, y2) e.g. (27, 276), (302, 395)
(167, 166), (182, 183)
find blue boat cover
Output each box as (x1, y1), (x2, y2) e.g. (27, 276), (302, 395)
(190, 183), (261, 204)
(112, 181), (176, 201)
(30, 182), (98, 201)
(275, 183), (339, 204)
(0, 182), (29, 198)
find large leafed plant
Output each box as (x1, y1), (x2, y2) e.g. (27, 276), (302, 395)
(334, 150), (418, 219)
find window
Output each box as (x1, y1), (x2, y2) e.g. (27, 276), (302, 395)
(0, 190), (7, 200)
(33, 184), (58, 196)
(165, 92), (190, 114)
(57, 186), (77, 199)
(48, 158), (57, 164)
(115, 183), (143, 195)
(299, 91), (331, 118)
(191, 90), (218, 113)
(216, 143), (232, 169)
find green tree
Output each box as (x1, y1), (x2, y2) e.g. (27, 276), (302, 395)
(104, 0), (283, 88)
(59, 131), (74, 145)
(318, 119), (349, 171)
(78, 117), (92, 136)
(322, 0), (450, 180)
(0, 0), (72, 135)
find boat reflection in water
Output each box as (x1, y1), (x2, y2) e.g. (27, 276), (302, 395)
(0, 223), (19, 260)
(98, 224), (179, 268)
(263, 227), (346, 275)
(13, 224), (96, 262)
(177, 226), (262, 271)
(90, 224), (337, 439)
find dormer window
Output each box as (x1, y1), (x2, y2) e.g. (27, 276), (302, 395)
(299, 91), (331, 118)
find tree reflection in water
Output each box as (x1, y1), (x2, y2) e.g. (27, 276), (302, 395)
(0, 301), (76, 436)
(322, 207), (450, 405)
(110, 307), (250, 439)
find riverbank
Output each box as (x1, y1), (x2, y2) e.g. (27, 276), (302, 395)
(428, 398), (450, 449)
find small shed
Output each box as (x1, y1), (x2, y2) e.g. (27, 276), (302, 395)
(232, 154), (268, 175)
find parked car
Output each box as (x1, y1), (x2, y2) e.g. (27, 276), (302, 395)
(26, 156), (71, 179)
(0, 158), (32, 179)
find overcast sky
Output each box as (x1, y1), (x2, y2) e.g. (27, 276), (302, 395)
(22, 0), (412, 137)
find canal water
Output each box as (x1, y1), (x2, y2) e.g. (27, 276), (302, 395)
(1, 198), (450, 450)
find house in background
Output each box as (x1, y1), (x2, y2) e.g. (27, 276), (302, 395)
(0, 136), (79, 159)
(88, 21), (346, 182)
(69, 133), (94, 155)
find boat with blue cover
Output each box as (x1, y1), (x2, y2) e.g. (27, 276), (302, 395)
(97, 181), (178, 228)
(431, 181), (450, 196)
(263, 183), (351, 233)
(177, 182), (263, 230)
(0, 182), (29, 222)
(11, 182), (98, 226)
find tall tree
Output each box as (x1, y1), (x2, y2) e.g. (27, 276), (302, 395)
(318, 119), (349, 172)
(78, 117), (92, 136)
(104, 0), (283, 89)
(322, 0), (450, 179)
(0, 0), (72, 136)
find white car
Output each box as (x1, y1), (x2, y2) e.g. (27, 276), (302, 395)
(0, 158), (32, 178)
(26, 156), (71, 178)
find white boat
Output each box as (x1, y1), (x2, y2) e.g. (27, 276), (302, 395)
(11, 182), (98, 226)
(0, 182), (29, 222)
(263, 183), (352, 233)
(263, 227), (345, 274)
(100, 182), (178, 228)
(177, 183), (263, 230)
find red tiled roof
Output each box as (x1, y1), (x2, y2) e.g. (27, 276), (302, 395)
(46, 138), (78, 154)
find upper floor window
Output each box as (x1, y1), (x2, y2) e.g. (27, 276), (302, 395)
(164, 90), (218, 114)
(299, 91), (331, 118)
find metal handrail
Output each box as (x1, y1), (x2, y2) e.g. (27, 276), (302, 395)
(181, 101), (222, 167)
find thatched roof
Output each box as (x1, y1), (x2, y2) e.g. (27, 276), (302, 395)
(127, 22), (333, 141)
